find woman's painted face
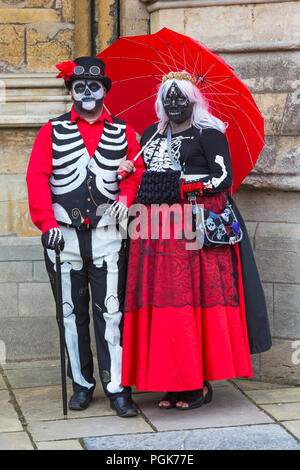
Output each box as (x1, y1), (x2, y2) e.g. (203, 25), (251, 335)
(71, 79), (105, 112)
(163, 83), (193, 124)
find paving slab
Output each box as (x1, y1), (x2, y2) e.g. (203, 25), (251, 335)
(28, 415), (153, 442)
(245, 388), (300, 404)
(134, 387), (273, 432)
(2, 360), (60, 370)
(36, 439), (83, 450)
(14, 385), (114, 422)
(4, 365), (143, 397)
(206, 380), (232, 388)
(232, 379), (291, 391)
(261, 402), (300, 421)
(282, 420), (300, 440)
(0, 431), (34, 450)
(0, 375), (7, 390)
(4, 365), (70, 389)
(0, 390), (23, 432)
(84, 424), (300, 450)
(85, 430), (191, 450)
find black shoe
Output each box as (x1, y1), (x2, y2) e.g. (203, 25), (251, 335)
(69, 389), (93, 411)
(203, 381), (213, 404)
(175, 389), (205, 411)
(158, 392), (179, 409)
(110, 396), (138, 417)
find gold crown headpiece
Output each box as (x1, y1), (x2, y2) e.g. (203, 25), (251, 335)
(162, 72), (197, 84)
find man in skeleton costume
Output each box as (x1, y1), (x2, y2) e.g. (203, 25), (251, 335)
(26, 57), (144, 416)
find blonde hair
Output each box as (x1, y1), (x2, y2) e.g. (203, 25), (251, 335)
(156, 74), (227, 133)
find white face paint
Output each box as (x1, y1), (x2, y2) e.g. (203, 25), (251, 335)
(72, 79), (105, 111)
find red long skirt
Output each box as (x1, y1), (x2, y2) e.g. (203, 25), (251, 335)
(122, 193), (253, 391)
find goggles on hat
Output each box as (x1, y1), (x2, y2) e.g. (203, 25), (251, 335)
(74, 65), (103, 77)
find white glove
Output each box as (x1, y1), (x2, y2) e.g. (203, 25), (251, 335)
(108, 201), (128, 221)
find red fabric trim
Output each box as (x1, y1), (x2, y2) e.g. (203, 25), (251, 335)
(117, 124), (145, 209)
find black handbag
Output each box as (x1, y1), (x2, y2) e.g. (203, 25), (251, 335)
(137, 125), (182, 204)
(191, 195), (243, 248)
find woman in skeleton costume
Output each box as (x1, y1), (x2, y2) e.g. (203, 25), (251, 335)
(119, 72), (271, 410)
(26, 57), (145, 417)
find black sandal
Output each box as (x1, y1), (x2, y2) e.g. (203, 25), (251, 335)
(175, 389), (204, 410)
(203, 381), (213, 404)
(158, 392), (179, 409)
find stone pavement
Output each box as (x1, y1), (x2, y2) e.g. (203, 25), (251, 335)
(0, 360), (300, 450)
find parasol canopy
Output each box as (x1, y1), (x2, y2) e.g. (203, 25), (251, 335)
(98, 27), (264, 194)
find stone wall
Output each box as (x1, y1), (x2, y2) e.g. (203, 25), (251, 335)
(0, 0), (75, 73)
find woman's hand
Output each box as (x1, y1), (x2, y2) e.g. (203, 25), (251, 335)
(117, 160), (136, 175)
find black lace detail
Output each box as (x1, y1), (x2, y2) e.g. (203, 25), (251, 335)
(125, 193), (240, 311)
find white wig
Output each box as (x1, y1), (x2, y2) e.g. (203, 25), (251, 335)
(155, 74), (227, 133)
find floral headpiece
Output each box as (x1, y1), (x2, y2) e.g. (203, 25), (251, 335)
(162, 72), (197, 84)
(56, 61), (76, 81)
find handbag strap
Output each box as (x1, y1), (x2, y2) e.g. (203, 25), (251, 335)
(167, 124), (182, 171)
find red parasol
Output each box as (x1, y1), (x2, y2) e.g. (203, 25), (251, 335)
(98, 27), (264, 194)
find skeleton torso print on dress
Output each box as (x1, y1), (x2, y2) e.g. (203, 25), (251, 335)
(50, 111), (128, 227)
(141, 123), (233, 191)
(143, 133), (193, 172)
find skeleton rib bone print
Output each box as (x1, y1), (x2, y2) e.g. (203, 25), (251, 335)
(50, 119), (128, 199)
(143, 135), (193, 171)
(50, 121), (88, 195)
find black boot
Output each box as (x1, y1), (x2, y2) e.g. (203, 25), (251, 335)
(69, 389), (94, 411)
(110, 396), (138, 417)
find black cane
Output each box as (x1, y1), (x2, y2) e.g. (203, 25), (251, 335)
(55, 252), (68, 417)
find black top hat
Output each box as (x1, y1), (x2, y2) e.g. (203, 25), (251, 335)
(66, 56), (112, 92)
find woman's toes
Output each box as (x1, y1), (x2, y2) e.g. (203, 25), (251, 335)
(176, 401), (189, 409)
(159, 401), (170, 407)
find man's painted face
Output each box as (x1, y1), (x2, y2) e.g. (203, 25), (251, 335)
(71, 79), (105, 112)
(163, 82), (193, 124)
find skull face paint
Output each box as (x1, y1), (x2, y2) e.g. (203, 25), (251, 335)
(72, 79), (104, 112)
(163, 82), (194, 124)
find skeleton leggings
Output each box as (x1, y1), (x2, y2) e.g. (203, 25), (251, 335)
(44, 224), (131, 399)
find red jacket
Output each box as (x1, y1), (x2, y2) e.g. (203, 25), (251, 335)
(26, 106), (145, 233)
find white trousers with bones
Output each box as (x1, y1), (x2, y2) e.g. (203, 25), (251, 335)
(44, 224), (131, 398)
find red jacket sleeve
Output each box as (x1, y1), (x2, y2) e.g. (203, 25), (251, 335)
(26, 121), (59, 234)
(117, 124), (145, 209)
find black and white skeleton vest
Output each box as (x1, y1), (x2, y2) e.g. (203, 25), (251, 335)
(49, 111), (128, 227)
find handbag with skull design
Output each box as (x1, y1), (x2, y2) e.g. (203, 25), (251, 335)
(192, 196), (243, 248)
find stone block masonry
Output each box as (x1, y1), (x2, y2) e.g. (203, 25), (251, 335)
(0, 236), (99, 361)
(235, 189), (300, 385)
(0, 1), (75, 73)
(0, 236), (57, 360)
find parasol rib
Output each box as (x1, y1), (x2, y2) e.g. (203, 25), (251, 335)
(115, 92), (159, 118)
